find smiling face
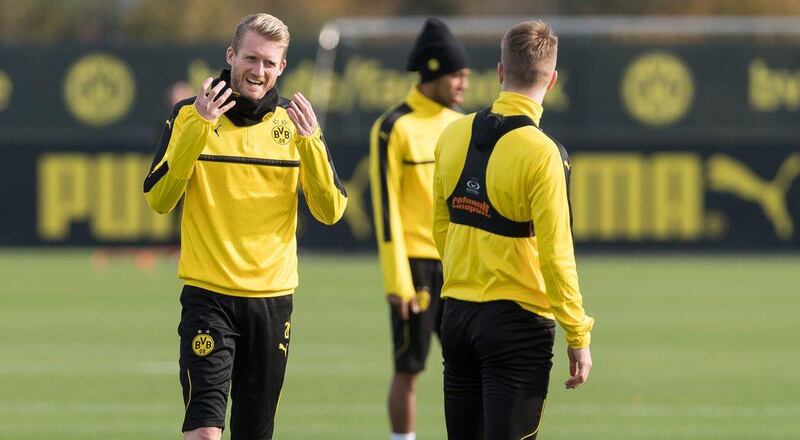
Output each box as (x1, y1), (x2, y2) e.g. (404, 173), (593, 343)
(226, 30), (287, 101)
(430, 68), (471, 107)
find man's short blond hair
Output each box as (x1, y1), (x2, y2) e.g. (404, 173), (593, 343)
(501, 20), (558, 89)
(231, 13), (290, 54)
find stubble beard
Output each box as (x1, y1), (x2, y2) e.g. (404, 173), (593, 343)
(231, 67), (268, 101)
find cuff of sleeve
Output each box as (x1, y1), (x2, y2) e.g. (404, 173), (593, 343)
(296, 126), (322, 141)
(567, 332), (591, 349)
(387, 291), (414, 301)
(565, 315), (594, 349)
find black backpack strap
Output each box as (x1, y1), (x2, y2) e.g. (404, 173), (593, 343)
(446, 109), (536, 238)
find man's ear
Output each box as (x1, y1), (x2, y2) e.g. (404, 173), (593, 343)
(546, 70), (558, 91)
(497, 62), (504, 85)
(277, 58), (287, 76)
(226, 47), (235, 66)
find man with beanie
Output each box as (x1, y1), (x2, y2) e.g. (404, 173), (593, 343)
(369, 17), (471, 440)
(144, 13), (347, 440)
(433, 20), (594, 439)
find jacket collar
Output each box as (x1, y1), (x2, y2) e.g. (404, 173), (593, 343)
(405, 85), (450, 115)
(211, 69), (279, 127)
(490, 91), (544, 126)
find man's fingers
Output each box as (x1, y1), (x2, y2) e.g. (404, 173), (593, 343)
(289, 100), (306, 120)
(565, 346), (592, 389)
(291, 93), (316, 120)
(565, 362), (590, 389)
(565, 375), (582, 389)
(293, 92), (312, 112)
(214, 87), (232, 105)
(288, 101), (309, 129)
(565, 377), (585, 389)
(291, 93), (318, 134)
(409, 296), (420, 315)
(387, 295), (410, 321)
(293, 93), (318, 122)
(198, 77), (213, 99)
(399, 300), (410, 320)
(566, 361), (578, 388)
(219, 100), (236, 114)
(207, 81), (227, 102)
(398, 297), (410, 320)
(286, 107), (302, 129)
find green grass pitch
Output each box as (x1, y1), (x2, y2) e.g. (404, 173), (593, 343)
(1, 250), (799, 439)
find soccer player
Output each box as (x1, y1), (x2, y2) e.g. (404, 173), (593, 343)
(369, 18), (471, 440)
(432, 20), (594, 439)
(143, 13), (347, 440)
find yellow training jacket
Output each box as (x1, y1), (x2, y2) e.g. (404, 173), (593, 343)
(144, 97), (347, 297)
(369, 87), (462, 300)
(433, 91), (594, 348)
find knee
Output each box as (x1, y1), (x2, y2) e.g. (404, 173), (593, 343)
(394, 371), (419, 388)
(184, 427), (222, 440)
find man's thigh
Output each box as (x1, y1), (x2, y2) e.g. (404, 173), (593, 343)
(476, 301), (556, 439)
(178, 285), (239, 433)
(229, 294), (293, 440)
(389, 258), (442, 373)
(441, 299), (483, 439)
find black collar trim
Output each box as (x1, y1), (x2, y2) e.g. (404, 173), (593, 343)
(211, 69), (279, 127)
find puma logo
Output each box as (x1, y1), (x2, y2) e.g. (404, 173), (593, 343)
(708, 153), (800, 239)
(278, 343), (288, 357)
(165, 119), (173, 130)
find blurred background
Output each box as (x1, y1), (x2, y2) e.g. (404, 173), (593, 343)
(0, 1), (798, 439)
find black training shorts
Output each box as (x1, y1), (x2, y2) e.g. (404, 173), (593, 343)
(390, 258), (443, 373)
(441, 299), (556, 440)
(178, 285), (292, 440)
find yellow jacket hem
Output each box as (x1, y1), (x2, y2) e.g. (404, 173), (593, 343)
(184, 279), (295, 298)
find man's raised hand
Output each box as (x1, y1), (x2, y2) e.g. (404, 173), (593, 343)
(194, 77), (235, 122)
(286, 92), (319, 136)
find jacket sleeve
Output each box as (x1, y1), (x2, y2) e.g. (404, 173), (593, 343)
(432, 137), (449, 259)
(143, 101), (212, 214)
(529, 142), (594, 349)
(369, 119), (415, 300)
(297, 128), (348, 225)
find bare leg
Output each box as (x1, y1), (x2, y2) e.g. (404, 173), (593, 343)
(388, 371), (418, 434)
(183, 427), (222, 440)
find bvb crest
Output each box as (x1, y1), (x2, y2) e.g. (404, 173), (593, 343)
(191, 330), (214, 356)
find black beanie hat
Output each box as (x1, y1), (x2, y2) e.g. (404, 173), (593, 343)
(406, 18), (470, 83)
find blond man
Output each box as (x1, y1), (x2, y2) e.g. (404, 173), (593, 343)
(144, 13), (347, 440)
(432, 20), (594, 439)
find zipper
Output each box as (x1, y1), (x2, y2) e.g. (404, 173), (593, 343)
(245, 126), (253, 151)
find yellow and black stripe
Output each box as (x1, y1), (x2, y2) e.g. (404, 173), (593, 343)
(143, 91), (347, 297)
(376, 102), (412, 242)
(369, 87), (463, 300)
(144, 97), (195, 193)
